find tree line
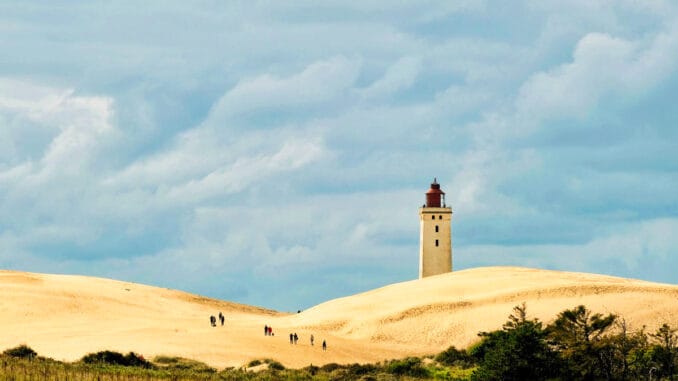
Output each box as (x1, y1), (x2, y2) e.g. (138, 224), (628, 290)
(454, 303), (677, 381)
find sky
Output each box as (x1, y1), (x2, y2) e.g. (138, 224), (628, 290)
(0, 1), (677, 311)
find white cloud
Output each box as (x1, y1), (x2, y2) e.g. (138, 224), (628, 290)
(360, 56), (421, 99)
(460, 218), (678, 278)
(0, 80), (120, 257)
(205, 56), (361, 122)
(102, 128), (228, 190)
(0, 79), (116, 175)
(518, 34), (632, 120)
(40, 96), (115, 172)
(447, 146), (540, 216)
(516, 24), (678, 129)
(163, 137), (326, 203)
(0, 79), (73, 118)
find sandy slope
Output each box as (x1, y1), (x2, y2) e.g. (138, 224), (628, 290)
(1, 267), (677, 368)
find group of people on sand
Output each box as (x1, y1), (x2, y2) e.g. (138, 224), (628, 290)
(208, 316), (328, 350)
(290, 332), (327, 351)
(263, 325), (327, 351)
(209, 312), (225, 327)
(309, 334), (327, 351)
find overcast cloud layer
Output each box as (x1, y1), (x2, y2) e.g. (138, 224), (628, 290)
(1, 1), (677, 310)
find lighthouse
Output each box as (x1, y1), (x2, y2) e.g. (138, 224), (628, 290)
(419, 178), (453, 278)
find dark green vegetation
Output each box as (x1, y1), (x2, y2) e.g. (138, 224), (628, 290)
(469, 303), (677, 381)
(1, 304), (676, 380)
(81, 350), (153, 368)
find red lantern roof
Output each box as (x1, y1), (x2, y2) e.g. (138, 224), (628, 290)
(425, 178), (445, 207)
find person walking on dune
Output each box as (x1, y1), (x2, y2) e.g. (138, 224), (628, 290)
(322, 340), (327, 351)
(310, 334), (314, 346)
(289, 333), (293, 344)
(264, 325), (268, 336)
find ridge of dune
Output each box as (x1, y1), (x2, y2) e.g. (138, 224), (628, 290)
(1, 267), (677, 368)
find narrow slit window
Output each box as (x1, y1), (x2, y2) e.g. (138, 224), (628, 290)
(435, 225), (439, 232)
(435, 239), (439, 247)
(439, 215), (442, 220)
(431, 215), (435, 220)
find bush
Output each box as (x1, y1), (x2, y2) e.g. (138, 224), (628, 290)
(218, 368), (254, 380)
(81, 350), (126, 365)
(266, 359), (285, 370)
(247, 359), (262, 367)
(153, 355), (179, 364)
(81, 350), (153, 368)
(320, 363), (342, 372)
(345, 363), (377, 377)
(303, 364), (320, 375)
(3, 345), (37, 359)
(386, 357), (428, 377)
(428, 366), (475, 381)
(435, 346), (475, 368)
(153, 356), (216, 373)
(356, 376), (377, 381)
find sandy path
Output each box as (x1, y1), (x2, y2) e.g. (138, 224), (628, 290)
(1, 267), (677, 368)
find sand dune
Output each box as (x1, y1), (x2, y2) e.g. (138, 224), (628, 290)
(1, 267), (677, 368)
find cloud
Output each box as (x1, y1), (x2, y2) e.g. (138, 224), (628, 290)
(0, 79), (116, 193)
(206, 56), (361, 122)
(162, 137), (326, 203)
(516, 24), (678, 130)
(359, 56), (421, 99)
(119, 188), (421, 308)
(0, 81), (125, 263)
(0, 78), (73, 117)
(1, 2), (677, 311)
(459, 218), (678, 283)
(0, 78), (116, 170)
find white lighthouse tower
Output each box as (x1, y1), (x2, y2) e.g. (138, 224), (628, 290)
(419, 178), (453, 278)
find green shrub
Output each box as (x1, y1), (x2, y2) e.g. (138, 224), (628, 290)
(356, 375), (377, 381)
(124, 352), (153, 368)
(3, 344), (37, 359)
(247, 359), (263, 367)
(435, 346), (475, 368)
(81, 350), (154, 368)
(81, 350), (125, 365)
(428, 365), (475, 381)
(153, 356), (216, 373)
(153, 355), (179, 364)
(385, 357), (428, 377)
(303, 364), (319, 375)
(345, 363), (377, 376)
(320, 362), (342, 372)
(266, 359), (285, 370)
(218, 367), (254, 380)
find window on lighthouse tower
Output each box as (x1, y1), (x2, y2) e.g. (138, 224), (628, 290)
(435, 239), (439, 247)
(435, 225), (439, 232)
